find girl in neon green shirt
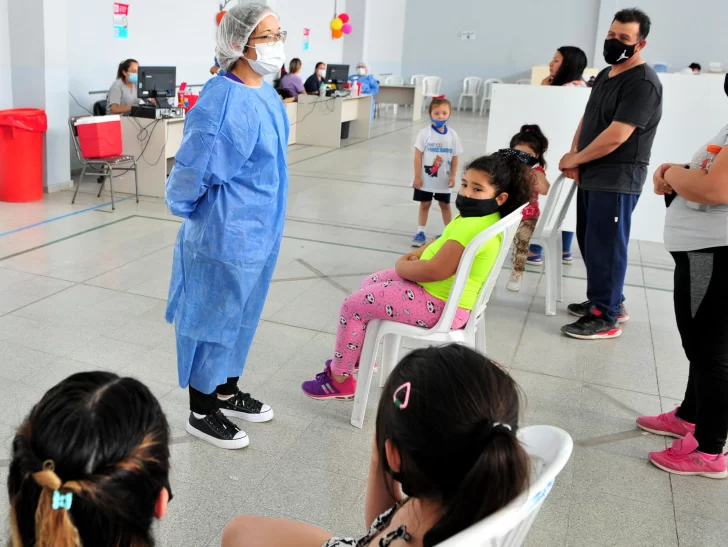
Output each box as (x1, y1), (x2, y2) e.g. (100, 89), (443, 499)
(302, 152), (532, 400)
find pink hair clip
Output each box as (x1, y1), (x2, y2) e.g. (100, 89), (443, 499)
(393, 382), (411, 409)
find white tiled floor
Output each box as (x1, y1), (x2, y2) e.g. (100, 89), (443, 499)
(1, 109), (725, 547)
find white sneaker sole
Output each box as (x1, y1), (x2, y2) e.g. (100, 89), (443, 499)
(636, 423), (686, 439)
(506, 283), (521, 292)
(411, 242), (424, 248)
(568, 309), (630, 324)
(221, 407), (274, 423)
(563, 328), (622, 340)
(186, 422), (249, 450)
(648, 458), (728, 479)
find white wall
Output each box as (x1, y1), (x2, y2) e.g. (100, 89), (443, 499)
(362, 0), (406, 78)
(486, 74), (728, 243)
(593, 0), (728, 72)
(400, 0), (600, 100)
(0, 0), (12, 110)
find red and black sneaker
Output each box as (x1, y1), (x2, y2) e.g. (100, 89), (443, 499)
(561, 307), (622, 340)
(567, 300), (629, 323)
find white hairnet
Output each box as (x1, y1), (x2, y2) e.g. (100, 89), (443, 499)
(216, 3), (279, 72)
(357, 62), (367, 70)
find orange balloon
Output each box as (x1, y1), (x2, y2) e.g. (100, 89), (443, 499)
(332, 28), (343, 39)
(216, 11), (226, 25)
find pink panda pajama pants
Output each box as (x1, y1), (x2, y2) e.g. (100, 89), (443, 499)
(331, 269), (471, 376)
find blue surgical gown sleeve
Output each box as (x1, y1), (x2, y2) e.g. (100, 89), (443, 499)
(362, 75), (379, 95)
(166, 87), (259, 218)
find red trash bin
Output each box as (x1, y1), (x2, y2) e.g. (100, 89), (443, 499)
(0, 108), (48, 202)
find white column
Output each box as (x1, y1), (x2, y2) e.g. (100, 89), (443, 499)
(0, 0), (12, 110)
(8, 0), (71, 192)
(593, 0), (621, 71)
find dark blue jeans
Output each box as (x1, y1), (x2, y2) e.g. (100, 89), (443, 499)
(576, 188), (639, 323)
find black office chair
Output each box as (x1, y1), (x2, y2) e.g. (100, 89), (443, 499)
(93, 100), (107, 116)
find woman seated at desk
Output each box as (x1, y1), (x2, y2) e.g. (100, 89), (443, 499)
(279, 58), (306, 100)
(106, 59), (153, 114)
(304, 61), (326, 95)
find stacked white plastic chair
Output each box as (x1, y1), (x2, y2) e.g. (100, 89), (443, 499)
(528, 175), (577, 316)
(410, 74), (427, 88)
(436, 425), (574, 547)
(516, 79), (532, 85)
(421, 76), (443, 111)
(350, 205), (526, 429)
(458, 77), (482, 112)
(479, 78), (503, 116)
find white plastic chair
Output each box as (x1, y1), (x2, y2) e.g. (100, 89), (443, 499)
(479, 78), (503, 116)
(529, 175), (577, 316)
(516, 79), (532, 85)
(436, 425), (574, 547)
(411, 74), (427, 87)
(350, 205), (526, 429)
(384, 75), (404, 86)
(422, 76), (443, 111)
(458, 77), (482, 112)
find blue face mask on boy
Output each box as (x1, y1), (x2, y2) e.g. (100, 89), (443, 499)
(431, 117), (448, 128)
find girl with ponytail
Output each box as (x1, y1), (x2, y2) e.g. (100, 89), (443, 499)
(299, 152), (531, 402)
(223, 344), (529, 546)
(8, 371), (172, 547)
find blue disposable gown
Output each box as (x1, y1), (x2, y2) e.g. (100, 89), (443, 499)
(348, 74), (379, 122)
(165, 76), (289, 394)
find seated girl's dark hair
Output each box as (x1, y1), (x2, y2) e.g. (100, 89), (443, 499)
(8, 371), (171, 547)
(376, 345), (529, 547)
(464, 153), (532, 217)
(510, 124), (549, 168)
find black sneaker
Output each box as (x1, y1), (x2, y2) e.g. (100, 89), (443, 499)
(567, 300), (629, 323)
(186, 410), (249, 450)
(219, 391), (274, 423)
(561, 311), (622, 340)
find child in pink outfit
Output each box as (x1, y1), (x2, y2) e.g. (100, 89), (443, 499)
(301, 152), (533, 400)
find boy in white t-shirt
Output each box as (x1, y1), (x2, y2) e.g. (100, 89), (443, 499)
(411, 98), (463, 247)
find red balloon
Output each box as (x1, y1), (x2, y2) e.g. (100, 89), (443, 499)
(339, 13), (350, 23)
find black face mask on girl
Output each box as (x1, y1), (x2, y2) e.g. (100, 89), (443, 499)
(455, 195), (500, 218)
(724, 73), (728, 97)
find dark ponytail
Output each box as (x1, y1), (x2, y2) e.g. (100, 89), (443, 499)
(376, 345), (530, 547)
(116, 59), (138, 81)
(510, 124), (549, 168)
(464, 153), (532, 218)
(8, 372), (170, 547)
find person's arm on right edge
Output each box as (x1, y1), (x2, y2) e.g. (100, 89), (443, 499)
(413, 148), (423, 189)
(365, 438), (402, 529)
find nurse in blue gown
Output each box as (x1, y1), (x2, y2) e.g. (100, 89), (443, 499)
(165, 3), (289, 450)
(348, 61), (379, 122)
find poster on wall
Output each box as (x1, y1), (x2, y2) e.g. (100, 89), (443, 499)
(303, 28), (310, 51)
(113, 3), (130, 40)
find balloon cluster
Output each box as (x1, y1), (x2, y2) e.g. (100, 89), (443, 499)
(331, 12), (352, 39)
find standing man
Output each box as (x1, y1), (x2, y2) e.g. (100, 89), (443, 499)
(559, 8), (662, 340)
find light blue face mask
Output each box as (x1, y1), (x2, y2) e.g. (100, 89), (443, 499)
(128, 72), (138, 84)
(431, 117), (448, 128)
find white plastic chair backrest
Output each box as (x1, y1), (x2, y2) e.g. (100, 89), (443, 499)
(463, 77), (482, 95)
(436, 425), (574, 547)
(431, 205), (526, 334)
(423, 76), (442, 96)
(411, 74), (427, 87)
(385, 75), (404, 86)
(531, 175), (575, 241)
(516, 79), (531, 85)
(482, 78), (503, 100)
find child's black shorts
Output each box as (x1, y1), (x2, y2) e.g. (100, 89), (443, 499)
(413, 189), (451, 204)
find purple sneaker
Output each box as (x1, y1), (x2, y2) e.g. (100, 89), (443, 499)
(302, 361), (356, 401)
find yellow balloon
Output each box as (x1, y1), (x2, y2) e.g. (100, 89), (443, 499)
(331, 18), (343, 31)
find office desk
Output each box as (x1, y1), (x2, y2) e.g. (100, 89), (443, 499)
(295, 94), (372, 148)
(113, 116), (184, 198)
(377, 85), (423, 121)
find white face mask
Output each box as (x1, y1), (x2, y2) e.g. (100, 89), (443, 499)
(244, 41), (286, 76)
(317, 69), (326, 78)
(357, 68), (366, 76)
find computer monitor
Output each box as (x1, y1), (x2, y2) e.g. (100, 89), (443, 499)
(325, 64), (349, 84)
(137, 66), (177, 102)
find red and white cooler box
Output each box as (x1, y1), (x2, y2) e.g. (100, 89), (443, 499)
(74, 115), (123, 159)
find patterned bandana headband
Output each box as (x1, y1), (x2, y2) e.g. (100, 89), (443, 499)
(495, 147), (539, 167)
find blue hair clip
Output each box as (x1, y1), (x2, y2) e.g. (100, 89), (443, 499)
(52, 490), (73, 511)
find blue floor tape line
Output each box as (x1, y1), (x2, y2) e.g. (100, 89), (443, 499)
(0, 196), (135, 238)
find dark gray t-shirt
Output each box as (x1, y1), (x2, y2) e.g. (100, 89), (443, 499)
(578, 64), (663, 194)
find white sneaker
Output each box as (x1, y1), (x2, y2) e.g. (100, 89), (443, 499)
(506, 271), (523, 292)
